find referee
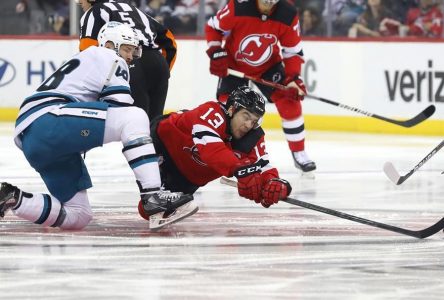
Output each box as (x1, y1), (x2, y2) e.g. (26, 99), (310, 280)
(77, 0), (177, 121)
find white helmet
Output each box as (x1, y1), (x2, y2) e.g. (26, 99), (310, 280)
(98, 21), (142, 58)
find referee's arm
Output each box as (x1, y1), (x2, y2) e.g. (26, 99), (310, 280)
(153, 20), (178, 71)
(79, 37), (100, 51)
(79, 7), (106, 51)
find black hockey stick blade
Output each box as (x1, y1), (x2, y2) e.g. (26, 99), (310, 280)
(307, 95), (435, 128)
(374, 104), (436, 128)
(383, 140), (444, 185)
(220, 177), (444, 238)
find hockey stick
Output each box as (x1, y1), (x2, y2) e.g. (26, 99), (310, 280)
(383, 140), (444, 185)
(104, 59), (119, 87)
(220, 177), (444, 239)
(227, 69), (435, 128)
(228, 68), (300, 92)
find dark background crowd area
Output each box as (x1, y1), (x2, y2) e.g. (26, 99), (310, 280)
(0, 0), (443, 38)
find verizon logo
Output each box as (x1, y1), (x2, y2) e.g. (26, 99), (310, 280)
(385, 60), (444, 103)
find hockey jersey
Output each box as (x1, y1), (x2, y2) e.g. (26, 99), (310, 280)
(14, 46), (132, 148)
(205, 0), (304, 78)
(157, 101), (279, 186)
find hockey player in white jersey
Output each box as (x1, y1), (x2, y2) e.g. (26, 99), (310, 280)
(0, 22), (197, 231)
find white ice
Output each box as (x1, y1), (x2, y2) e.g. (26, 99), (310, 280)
(1, 122), (444, 300)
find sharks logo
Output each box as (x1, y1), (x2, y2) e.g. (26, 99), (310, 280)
(0, 58), (16, 87)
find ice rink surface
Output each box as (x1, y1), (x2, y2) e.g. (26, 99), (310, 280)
(1, 122), (444, 300)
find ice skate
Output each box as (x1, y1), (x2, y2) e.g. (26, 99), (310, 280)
(138, 189), (198, 230)
(0, 182), (22, 218)
(292, 151), (316, 178)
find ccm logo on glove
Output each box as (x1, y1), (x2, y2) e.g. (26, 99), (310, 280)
(206, 46), (229, 77)
(212, 51), (227, 59)
(235, 164), (261, 177)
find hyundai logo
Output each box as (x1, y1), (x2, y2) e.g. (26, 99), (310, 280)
(0, 58), (16, 87)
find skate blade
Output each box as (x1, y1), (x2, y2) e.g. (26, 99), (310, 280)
(149, 202), (199, 231)
(299, 170), (316, 179)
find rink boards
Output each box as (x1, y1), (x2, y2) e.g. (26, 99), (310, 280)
(0, 37), (443, 135)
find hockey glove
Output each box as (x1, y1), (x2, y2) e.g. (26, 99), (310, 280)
(206, 46), (229, 78)
(273, 76), (307, 102)
(261, 178), (292, 208)
(293, 76), (307, 100)
(233, 160), (262, 203)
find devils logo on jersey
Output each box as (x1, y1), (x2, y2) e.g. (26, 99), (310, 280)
(183, 145), (207, 166)
(235, 34), (277, 66)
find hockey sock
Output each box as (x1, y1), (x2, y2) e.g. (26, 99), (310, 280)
(13, 192), (65, 227)
(104, 106), (162, 190)
(123, 137), (162, 190)
(282, 117), (306, 152)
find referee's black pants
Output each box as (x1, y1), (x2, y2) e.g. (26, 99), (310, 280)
(130, 48), (170, 121)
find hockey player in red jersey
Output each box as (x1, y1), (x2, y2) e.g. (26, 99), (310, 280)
(138, 86), (292, 220)
(205, 0), (316, 173)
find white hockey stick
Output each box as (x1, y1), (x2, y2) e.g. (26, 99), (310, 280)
(104, 59), (119, 87)
(383, 140), (444, 185)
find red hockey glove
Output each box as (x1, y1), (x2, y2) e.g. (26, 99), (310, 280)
(261, 178), (292, 208)
(233, 160), (262, 203)
(273, 86), (298, 102)
(273, 76), (306, 102)
(293, 76), (307, 100)
(206, 46), (229, 78)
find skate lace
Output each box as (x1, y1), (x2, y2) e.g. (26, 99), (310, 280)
(157, 190), (183, 201)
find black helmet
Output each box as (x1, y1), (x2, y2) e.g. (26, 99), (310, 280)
(226, 86), (266, 118)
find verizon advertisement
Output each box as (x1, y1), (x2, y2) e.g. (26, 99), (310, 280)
(301, 41), (444, 120)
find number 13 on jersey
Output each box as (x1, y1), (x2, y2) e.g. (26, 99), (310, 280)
(200, 107), (224, 129)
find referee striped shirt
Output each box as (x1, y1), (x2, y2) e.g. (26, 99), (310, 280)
(79, 0), (177, 69)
